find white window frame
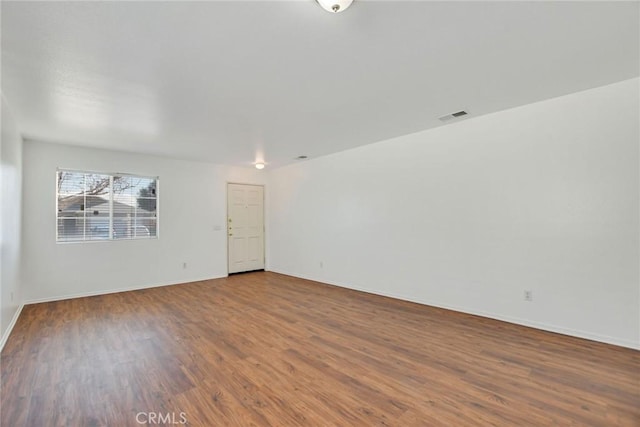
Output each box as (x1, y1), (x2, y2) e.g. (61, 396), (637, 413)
(56, 168), (160, 243)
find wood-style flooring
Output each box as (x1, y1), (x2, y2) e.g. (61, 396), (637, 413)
(1, 272), (639, 426)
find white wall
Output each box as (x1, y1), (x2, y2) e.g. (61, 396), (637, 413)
(267, 78), (640, 349)
(1, 95), (23, 345)
(22, 141), (266, 302)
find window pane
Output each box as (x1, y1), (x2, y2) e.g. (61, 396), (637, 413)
(113, 175), (157, 239)
(57, 171), (85, 196)
(135, 177), (157, 238)
(57, 217), (86, 241)
(87, 222), (112, 240)
(136, 177), (156, 198)
(113, 177), (131, 240)
(143, 219), (157, 237)
(84, 174), (112, 197)
(58, 194), (84, 213)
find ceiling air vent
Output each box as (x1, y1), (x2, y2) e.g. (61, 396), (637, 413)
(438, 110), (468, 122)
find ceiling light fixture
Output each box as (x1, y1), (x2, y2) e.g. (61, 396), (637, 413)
(255, 162), (265, 170)
(316, 0), (353, 13)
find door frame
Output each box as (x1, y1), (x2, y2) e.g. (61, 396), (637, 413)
(226, 182), (266, 275)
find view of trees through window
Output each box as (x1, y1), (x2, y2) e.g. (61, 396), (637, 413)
(56, 170), (158, 242)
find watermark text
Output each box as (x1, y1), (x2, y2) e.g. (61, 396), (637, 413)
(136, 411), (187, 425)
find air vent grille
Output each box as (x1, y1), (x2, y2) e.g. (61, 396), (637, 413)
(439, 110), (469, 122)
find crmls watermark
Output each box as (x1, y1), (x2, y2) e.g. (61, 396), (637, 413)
(136, 411), (187, 425)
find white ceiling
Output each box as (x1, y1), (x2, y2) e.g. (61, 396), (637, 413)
(2, 1), (638, 169)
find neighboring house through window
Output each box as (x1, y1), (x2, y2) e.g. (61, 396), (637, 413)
(56, 170), (158, 242)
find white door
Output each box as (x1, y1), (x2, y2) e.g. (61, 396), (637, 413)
(227, 183), (265, 273)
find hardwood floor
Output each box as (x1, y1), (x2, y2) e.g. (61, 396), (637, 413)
(2, 272), (638, 426)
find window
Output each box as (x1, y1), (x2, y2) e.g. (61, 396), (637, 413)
(56, 170), (158, 242)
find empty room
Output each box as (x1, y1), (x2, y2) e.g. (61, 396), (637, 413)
(1, 1), (638, 426)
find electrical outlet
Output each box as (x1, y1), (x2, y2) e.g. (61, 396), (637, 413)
(182, 262), (187, 269)
(10, 292), (14, 302)
(524, 290), (533, 302)
(319, 261), (323, 268)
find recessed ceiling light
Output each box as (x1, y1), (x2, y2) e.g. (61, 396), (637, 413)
(255, 163), (265, 170)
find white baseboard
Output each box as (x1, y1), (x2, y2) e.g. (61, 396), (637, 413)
(423, 301), (640, 350)
(269, 269), (640, 351)
(23, 275), (227, 305)
(0, 303), (24, 352)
